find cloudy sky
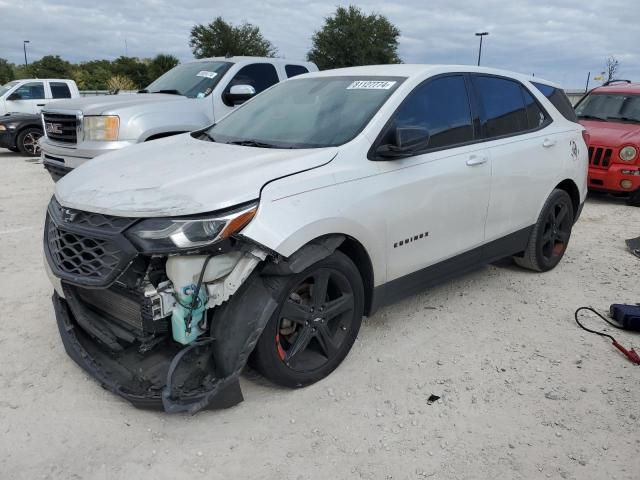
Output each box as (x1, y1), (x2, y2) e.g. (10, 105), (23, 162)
(1, 0), (637, 88)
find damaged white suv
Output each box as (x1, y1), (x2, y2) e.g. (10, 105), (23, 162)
(45, 65), (587, 412)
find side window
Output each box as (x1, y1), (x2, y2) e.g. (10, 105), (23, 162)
(379, 75), (474, 150)
(472, 76), (528, 138)
(50, 82), (72, 99)
(532, 82), (578, 122)
(14, 82), (45, 100)
(285, 64), (309, 78)
(226, 63), (279, 95)
(522, 88), (548, 130)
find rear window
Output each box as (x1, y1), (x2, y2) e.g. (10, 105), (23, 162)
(50, 82), (72, 99)
(285, 65), (309, 78)
(532, 82), (578, 122)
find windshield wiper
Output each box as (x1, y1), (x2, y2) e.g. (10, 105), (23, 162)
(226, 139), (281, 149)
(578, 114), (607, 121)
(607, 115), (640, 123)
(138, 88), (149, 93)
(150, 89), (182, 95)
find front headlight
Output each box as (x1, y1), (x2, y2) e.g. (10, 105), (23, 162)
(83, 115), (119, 141)
(620, 146), (637, 162)
(0, 124), (6, 131)
(126, 203), (258, 253)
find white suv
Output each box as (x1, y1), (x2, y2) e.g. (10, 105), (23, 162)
(45, 65), (587, 413)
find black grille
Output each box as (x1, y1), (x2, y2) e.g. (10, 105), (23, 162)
(44, 198), (138, 287)
(588, 146), (613, 169)
(43, 112), (78, 144)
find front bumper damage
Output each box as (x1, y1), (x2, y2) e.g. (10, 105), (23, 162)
(52, 267), (284, 413)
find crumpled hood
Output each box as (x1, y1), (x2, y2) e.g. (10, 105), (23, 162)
(44, 93), (186, 116)
(580, 119), (640, 147)
(55, 134), (338, 217)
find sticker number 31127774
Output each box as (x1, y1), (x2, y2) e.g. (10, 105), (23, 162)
(346, 80), (397, 90)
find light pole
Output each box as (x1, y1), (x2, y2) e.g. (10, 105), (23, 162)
(23, 40), (30, 71)
(475, 32), (488, 66)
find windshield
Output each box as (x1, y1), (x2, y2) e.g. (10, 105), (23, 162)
(576, 93), (640, 123)
(207, 76), (404, 148)
(0, 81), (19, 97)
(143, 61), (232, 98)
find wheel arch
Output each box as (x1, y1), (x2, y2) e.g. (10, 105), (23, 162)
(554, 179), (580, 220)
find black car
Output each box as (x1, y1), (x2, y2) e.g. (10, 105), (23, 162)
(0, 113), (43, 156)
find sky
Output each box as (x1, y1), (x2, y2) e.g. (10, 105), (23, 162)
(0, 0), (638, 89)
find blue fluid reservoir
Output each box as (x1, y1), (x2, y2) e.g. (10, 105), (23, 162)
(171, 285), (207, 345)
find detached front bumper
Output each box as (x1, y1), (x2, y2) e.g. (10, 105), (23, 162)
(588, 164), (640, 194)
(52, 290), (244, 412)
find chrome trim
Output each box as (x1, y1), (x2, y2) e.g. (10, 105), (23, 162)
(41, 108), (83, 147)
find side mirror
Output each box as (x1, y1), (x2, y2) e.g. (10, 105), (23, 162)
(223, 84), (256, 106)
(7, 92), (22, 101)
(376, 126), (430, 159)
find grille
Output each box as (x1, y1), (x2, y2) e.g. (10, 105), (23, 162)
(43, 112), (79, 144)
(48, 198), (136, 233)
(44, 198), (138, 287)
(46, 219), (123, 281)
(588, 146), (613, 169)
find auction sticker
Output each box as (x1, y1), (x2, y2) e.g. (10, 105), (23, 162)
(197, 71), (217, 78)
(347, 80), (396, 90)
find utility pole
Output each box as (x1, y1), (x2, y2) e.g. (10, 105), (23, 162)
(23, 40), (30, 71)
(125, 38), (128, 57)
(584, 71), (590, 93)
(475, 32), (489, 66)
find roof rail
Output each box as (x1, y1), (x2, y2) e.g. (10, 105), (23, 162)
(602, 79), (631, 86)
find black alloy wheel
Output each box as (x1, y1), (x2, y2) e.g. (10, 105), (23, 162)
(252, 251), (364, 387)
(515, 189), (574, 272)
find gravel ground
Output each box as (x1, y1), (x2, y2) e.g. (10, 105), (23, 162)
(1, 150), (638, 480)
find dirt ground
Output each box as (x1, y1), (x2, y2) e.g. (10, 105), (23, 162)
(0, 150), (638, 480)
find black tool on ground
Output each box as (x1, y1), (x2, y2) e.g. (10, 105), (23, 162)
(626, 236), (640, 259)
(574, 306), (640, 365)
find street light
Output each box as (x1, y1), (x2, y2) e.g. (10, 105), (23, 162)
(23, 40), (30, 71)
(475, 32), (489, 66)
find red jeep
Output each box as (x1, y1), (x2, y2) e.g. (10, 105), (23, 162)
(576, 80), (640, 206)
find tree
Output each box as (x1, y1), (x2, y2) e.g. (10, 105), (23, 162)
(307, 5), (401, 70)
(73, 60), (113, 90)
(604, 56), (620, 83)
(107, 75), (137, 93)
(148, 54), (179, 81)
(111, 56), (150, 88)
(0, 58), (15, 84)
(189, 17), (277, 58)
(29, 55), (74, 79)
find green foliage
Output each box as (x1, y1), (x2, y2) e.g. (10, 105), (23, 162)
(107, 75), (138, 92)
(111, 56), (151, 89)
(189, 17), (277, 58)
(29, 55), (74, 78)
(307, 5), (402, 70)
(148, 54), (180, 81)
(73, 60), (113, 90)
(0, 58), (15, 84)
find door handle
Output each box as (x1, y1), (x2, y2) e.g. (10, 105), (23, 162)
(542, 138), (557, 148)
(466, 155), (488, 166)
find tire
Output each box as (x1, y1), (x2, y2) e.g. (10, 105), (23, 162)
(252, 251), (364, 388)
(627, 190), (640, 207)
(16, 127), (43, 157)
(514, 189), (574, 272)
(8, 146), (19, 153)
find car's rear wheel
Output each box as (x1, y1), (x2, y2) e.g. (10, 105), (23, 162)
(16, 128), (42, 157)
(514, 189), (574, 272)
(252, 251), (364, 388)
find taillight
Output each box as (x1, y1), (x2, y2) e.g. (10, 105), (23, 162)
(581, 130), (590, 145)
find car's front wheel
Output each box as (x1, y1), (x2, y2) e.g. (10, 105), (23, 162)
(252, 251), (364, 388)
(514, 189), (574, 272)
(16, 127), (43, 157)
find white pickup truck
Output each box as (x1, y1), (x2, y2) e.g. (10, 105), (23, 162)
(0, 79), (79, 115)
(40, 56), (317, 180)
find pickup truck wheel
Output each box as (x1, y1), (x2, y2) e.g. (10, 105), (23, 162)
(17, 128), (42, 157)
(514, 189), (574, 272)
(252, 251), (364, 388)
(627, 189), (640, 207)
